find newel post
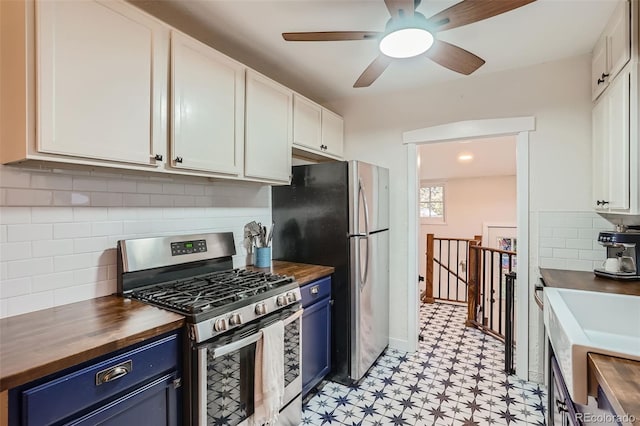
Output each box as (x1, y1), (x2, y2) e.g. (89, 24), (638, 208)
(422, 234), (435, 304)
(466, 240), (480, 327)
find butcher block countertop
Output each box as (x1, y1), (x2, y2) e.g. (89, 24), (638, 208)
(0, 296), (184, 392)
(247, 260), (334, 286)
(539, 268), (640, 296)
(539, 268), (640, 423)
(589, 354), (640, 426)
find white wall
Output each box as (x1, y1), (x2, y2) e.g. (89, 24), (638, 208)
(0, 164), (270, 318)
(331, 54), (593, 380)
(418, 175), (517, 284)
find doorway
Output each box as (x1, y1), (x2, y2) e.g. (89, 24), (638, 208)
(403, 116), (535, 380)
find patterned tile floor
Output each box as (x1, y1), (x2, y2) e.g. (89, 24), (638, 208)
(301, 303), (547, 425)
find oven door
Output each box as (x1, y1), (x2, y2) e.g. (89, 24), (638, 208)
(194, 306), (302, 426)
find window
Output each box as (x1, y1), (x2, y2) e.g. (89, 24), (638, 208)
(420, 183), (445, 221)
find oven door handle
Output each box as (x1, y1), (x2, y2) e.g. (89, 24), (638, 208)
(211, 308), (303, 359)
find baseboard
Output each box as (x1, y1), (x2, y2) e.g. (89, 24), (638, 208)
(389, 337), (415, 353)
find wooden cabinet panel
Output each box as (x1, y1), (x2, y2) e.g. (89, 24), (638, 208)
(36, 0), (167, 166)
(244, 70), (292, 183)
(608, 0), (631, 81)
(592, 35), (608, 101)
(170, 30), (244, 176)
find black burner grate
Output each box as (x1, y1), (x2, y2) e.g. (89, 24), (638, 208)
(130, 269), (294, 315)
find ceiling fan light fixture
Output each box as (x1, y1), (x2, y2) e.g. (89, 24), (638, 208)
(379, 27), (434, 58)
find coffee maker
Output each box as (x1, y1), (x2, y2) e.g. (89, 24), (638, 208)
(594, 226), (640, 280)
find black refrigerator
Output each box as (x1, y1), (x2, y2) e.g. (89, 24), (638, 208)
(272, 160), (390, 384)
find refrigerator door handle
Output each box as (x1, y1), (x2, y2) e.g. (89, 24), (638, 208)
(358, 179), (371, 288)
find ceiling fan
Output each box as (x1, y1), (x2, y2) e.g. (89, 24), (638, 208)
(282, 0), (537, 88)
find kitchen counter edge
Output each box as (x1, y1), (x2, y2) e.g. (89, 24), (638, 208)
(247, 260), (334, 286)
(539, 268), (640, 296)
(0, 296), (184, 392)
(588, 354), (640, 426)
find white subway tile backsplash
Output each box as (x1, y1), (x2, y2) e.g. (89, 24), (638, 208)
(54, 223), (92, 239)
(7, 224), (53, 242)
(0, 167), (31, 187)
(538, 211), (612, 273)
(74, 237), (110, 253)
(123, 193), (150, 207)
(31, 173), (73, 190)
(73, 207), (108, 222)
(0, 164), (271, 318)
(107, 180), (137, 193)
(565, 239), (594, 250)
(74, 266), (108, 285)
(32, 271), (75, 292)
(163, 183), (185, 195)
(137, 182), (163, 194)
(73, 177), (108, 192)
(6, 291), (54, 317)
(0, 242), (32, 261)
(91, 192), (123, 207)
(91, 221), (123, 237)
(0, 207), (31, 224)
(32, 239), (75, 258)
(566, 259), (596, 271)
(8, 257), (54, 278)
(0, 277), (32, 298)
(53, 191), (91, 206)
(32, 207), (73, 223)
(54, 253), (94, 272)
(5, 189), (53, 206)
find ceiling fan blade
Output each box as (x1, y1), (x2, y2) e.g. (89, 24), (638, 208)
(425, 40), (485, 75)
(384, 0), (415, 18)
(354, 55), (393, 88)
(282, 31), (381, 41)
(426, 0), (536, 32)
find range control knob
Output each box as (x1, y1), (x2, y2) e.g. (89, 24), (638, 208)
(214, 318), (228, 332)
(286, 292), (298, 303)
(229, 313), (243, 326)
(276, 295), (287, 307)
(255, 303), (267, 315)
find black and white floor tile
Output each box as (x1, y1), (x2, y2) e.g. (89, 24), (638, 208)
(302, 303), (547, 425)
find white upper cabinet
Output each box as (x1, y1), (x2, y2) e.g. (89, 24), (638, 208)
(591, 0), (630, 101)
(244, 71), (292, 183)
(6, 0), (168, 167)
(170, 30), (245, 176)
(293, 95), (322, 151)
(592, 70), (630, 212)
(321, 108), (344, 158)
(292, 94), (344, 160)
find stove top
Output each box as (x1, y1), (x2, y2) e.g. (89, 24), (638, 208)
(117, 233), (301, 343)
(130, 269), (297, 319)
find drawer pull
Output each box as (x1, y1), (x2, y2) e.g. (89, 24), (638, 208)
(96, 360), (132, 386)
(310, 285), (319, 295)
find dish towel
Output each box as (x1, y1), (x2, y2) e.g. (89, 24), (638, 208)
(252, 320), (285, 426)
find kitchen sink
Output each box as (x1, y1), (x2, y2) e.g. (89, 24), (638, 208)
(543, 288), (640, 404)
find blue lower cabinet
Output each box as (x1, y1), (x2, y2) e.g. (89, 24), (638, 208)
(301, 277), (332, 396)
(10, 331), (182, 426)
(69, 373), (180, 426)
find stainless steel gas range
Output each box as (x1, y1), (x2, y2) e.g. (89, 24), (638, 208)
(117, 232), (302, 426)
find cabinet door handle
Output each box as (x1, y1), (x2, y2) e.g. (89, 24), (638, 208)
(596, 200), (610, 206)
(597, 73), (610, 85)
(96, 360), (132, 386)
(175, 156), (183, 163)
(310, 285), (320, 295)
(154, 154), (163, 161)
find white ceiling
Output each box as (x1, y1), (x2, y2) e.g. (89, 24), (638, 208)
(133, 0), (618, 104)
(419, 136), (516, 180)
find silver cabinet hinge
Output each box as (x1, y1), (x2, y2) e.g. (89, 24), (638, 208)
(173, 378), (182, 389)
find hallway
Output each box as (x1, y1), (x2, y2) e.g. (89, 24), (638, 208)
(301, 303), (547, 425)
